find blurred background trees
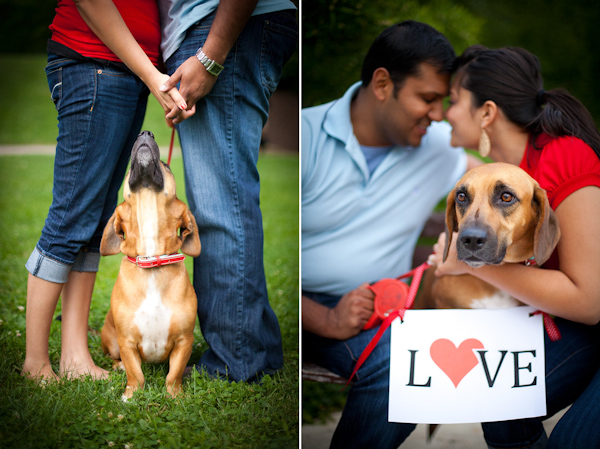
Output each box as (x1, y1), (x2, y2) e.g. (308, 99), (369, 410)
(302, 0), (600, 126)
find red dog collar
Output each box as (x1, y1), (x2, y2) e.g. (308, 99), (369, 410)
(127, 253), (186, 268)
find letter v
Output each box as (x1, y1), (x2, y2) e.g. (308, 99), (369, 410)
(477, 350), (508, 387)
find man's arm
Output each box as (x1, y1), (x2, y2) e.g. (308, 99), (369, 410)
(161, 0), (260, 121)
(302, 284), (375, 340)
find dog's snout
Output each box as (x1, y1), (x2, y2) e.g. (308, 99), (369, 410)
(138, 130), (155, 139)
(460, 226), (488, 252)
(456, 222), (504, 266)
(129, 131), (163, 191)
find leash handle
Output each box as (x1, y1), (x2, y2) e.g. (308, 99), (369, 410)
(167, 126), (176, 166)
(345, 262), (430, 387)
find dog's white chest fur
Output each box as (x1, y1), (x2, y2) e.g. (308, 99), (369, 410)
(469, 290), (520, 309)
(137, 191), (159, 256)
(133, 274), (172, 362)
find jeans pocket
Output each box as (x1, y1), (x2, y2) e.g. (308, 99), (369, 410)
(260, 12), (298, 93)
(45, 65), (63, 110)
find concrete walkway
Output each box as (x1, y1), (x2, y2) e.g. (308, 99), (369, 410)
(0, 143), (295, 157)
(302, 409), (567, 448)
(0, 144), (181, 158)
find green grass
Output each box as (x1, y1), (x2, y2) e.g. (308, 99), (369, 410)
(0, 154), (299, 448)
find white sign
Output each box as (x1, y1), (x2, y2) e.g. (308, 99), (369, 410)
(388, 307), (546, 424)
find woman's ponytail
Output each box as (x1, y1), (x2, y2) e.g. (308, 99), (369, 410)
(533, 88), (600, 158)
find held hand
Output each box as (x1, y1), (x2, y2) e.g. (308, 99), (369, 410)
(328, 283), (375, 340)
(429, 232), (470, 277)
(160, 56), (218, 113)
(149, 72), (196, 124)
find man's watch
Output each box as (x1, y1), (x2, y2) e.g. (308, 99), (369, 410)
(195, 48), (224, 76)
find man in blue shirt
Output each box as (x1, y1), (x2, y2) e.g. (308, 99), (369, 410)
(302, 21), (478, 447)
(159, 0), (298, 383)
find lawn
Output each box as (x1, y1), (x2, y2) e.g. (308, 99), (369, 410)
(0, 54), (299, 448)
(0, 154), (299, 448)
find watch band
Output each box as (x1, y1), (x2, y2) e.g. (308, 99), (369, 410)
(195, 48), (224, 76)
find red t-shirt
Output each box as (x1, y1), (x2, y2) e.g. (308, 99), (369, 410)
(519, 133), (600, 269)
(49, 0), (160, 66)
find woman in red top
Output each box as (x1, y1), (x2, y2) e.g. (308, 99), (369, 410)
(437, 45), (600, 448)
(22, 0), (193, 383)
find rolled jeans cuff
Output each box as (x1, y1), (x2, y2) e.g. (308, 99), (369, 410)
(25, 247), (101, 284)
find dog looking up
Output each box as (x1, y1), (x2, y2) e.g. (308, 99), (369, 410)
(100, 131), (200, 401)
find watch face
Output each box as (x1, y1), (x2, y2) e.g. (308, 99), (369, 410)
(196, 49), (223, 76)
(208, 65), (223, 76)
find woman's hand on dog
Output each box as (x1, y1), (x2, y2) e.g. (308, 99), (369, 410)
(430, 232), (470, 277)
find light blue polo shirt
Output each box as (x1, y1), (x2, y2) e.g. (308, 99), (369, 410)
(302, 82), (467, 297)
(160, 0), (297, 61)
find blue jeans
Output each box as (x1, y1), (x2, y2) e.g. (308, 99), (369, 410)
(303, 291), (416, 449)
(166, 10), (298, 382)
(481, 319), (600, 448)
(26, 54), (148, 283)
(547, 362), (600, 448)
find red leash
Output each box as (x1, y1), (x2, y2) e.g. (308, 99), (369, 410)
(531, 311), (561, 341)
(345, 262), (429, 386)
(167, 126), (176, 166)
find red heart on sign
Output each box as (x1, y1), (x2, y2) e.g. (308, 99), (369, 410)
(430, 338), (484, 387)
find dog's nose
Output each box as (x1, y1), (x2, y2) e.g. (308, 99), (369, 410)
(138, 130), (155, 139)
(459, 226), (488, 252)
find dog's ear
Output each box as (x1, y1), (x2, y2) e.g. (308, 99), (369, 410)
(532, 185), (561, 265)
(443, 188), (459, 262)
(100, 203), (127, 256)
(179, 206), (201, 257)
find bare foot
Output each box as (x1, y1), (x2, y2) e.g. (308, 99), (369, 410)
(21, 362), (59, 383)
(60, 361), (109, 380)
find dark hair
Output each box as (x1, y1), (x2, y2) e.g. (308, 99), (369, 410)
(455, 44), (600, 159)
(360, 20), (456, 94)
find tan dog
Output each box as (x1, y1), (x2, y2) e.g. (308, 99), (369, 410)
(100, 131), (201, 401)
(416, 162), (560, 309)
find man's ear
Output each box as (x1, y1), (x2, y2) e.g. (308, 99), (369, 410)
(100, 203), (127, 256)
(443, 189), (459, 262)
(179, 206), (201, 257)
(371, 67), (393, 101)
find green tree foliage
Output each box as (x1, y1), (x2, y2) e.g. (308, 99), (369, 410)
(302, 0), (484, 107)
(456, 0), (600, 125)
(0, 0), (56, 53)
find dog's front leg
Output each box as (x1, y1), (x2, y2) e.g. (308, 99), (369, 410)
(165, 336), (194, 397)
(118, 341), (145, 401)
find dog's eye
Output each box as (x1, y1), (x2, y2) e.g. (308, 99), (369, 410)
(457, 192), (467, 202)
(501, 192), (514, 203)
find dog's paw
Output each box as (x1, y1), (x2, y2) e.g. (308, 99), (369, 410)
(112, 360), (125, 371)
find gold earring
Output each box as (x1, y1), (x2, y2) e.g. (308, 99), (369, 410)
(479, 127), (491, 158)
